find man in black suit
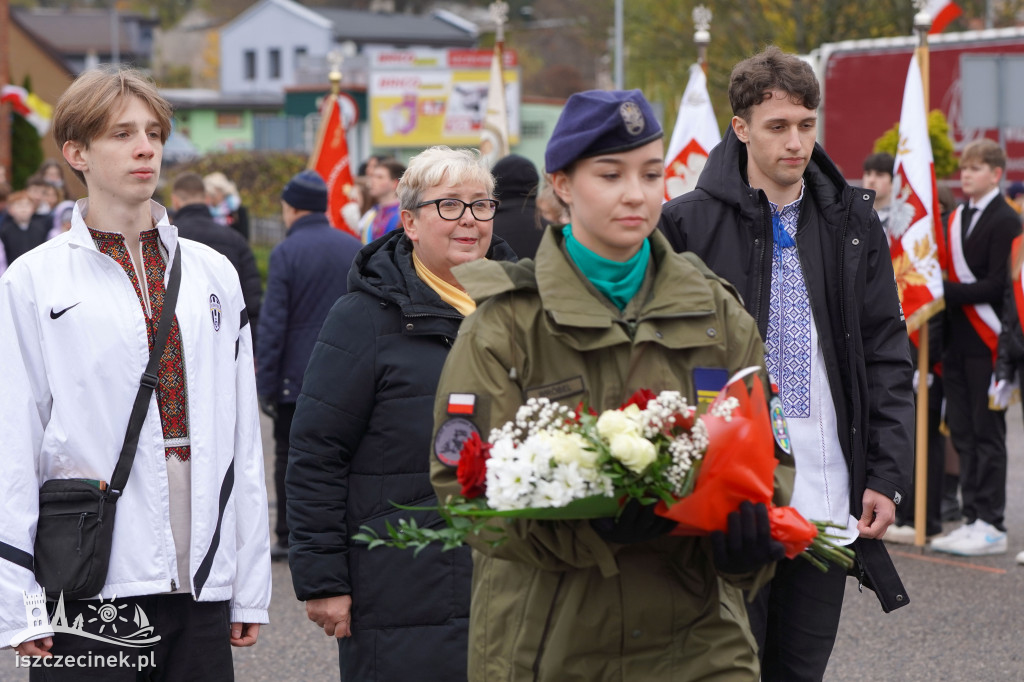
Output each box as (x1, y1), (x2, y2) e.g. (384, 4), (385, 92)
(932, 138), (1021, 556)
(171, 173), (263, 346)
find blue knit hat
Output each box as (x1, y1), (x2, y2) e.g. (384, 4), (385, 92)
(545, 89), (663, 174)
(282, 170), (328, 212)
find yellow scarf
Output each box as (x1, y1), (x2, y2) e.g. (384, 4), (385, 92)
(412, 251), (477, 316)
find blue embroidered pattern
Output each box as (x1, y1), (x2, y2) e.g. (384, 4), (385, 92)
(764, 187), (812, 418)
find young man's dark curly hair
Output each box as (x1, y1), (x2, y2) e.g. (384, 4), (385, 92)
(729, 46), (821, 121)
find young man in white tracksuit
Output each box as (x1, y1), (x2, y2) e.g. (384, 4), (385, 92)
(0, 67), (272, 680)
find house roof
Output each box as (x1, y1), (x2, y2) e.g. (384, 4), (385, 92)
(311, 8), (478, 47)
(8, 10), (74, 78)
(12, 7), (158, 56)
(160, 89), (285, 111)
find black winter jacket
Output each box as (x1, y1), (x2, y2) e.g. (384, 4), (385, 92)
(492, 153), (546, 259)
(174, 203), (263, 346)
(286, 230), (516, 680)
(256, 212), (361, 404)
(659, 127), (914, 612)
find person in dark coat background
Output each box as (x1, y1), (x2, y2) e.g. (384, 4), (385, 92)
(257, 170), (361, 560)
(491, 153), (547, 258)
(286, 146), (516, 681)
(171, 172), (263, 347)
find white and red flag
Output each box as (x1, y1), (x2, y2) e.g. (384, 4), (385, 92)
(927, 0), (962, 34)
(887, 53), (946, 336)
(664, 64), (720, 201)
(480, 38), (511, 168)
(1, 84), (52, 135)
(309, 93), (357, 237)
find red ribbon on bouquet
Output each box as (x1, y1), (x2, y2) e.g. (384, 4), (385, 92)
(654, 376), (817, 559)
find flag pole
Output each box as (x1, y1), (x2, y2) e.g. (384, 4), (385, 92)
(912, 0), (933, 548)
(693, 5), (711, 75)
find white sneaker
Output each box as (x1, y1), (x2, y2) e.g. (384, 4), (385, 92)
(1016, 549), (1024, 565)
(929, 522), (975, 550)
(883, 525), (918, 544)
(934, 520), (1007, 556)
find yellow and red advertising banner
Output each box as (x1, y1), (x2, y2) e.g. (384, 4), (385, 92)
(369, 48), (520, 148)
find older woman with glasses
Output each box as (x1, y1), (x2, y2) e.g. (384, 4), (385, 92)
(285, 146), (516, 681)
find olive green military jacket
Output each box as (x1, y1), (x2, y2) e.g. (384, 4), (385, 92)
(431, 227), (794, 682)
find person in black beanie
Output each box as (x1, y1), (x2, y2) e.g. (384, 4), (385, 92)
(256, 170), (362, 560)
(491, 154), (547, 258)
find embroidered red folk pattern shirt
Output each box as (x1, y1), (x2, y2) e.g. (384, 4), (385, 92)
(91, 228), (191, 462)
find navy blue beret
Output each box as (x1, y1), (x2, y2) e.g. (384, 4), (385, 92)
(545, 89), (663, 174)
(282, 169), (328, 212)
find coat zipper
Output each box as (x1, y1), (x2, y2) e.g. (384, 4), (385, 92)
(754, 199), (770, 337)
(837, 194), (857, 471)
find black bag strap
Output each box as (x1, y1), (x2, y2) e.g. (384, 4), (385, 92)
(108, 242), (181, 499)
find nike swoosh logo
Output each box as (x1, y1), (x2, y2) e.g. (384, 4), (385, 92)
(49, 303), (81, 319)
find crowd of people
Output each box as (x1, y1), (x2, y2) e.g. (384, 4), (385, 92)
(0, 44), (1021, 682)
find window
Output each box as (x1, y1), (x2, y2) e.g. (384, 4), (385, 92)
(244, 50), (256, 80)
(217, 112), (243, 129)
(294, 46), (307, 62)
(269, 48), (281, 79)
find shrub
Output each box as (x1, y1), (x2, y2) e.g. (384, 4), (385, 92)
(167, 151), (308, 220)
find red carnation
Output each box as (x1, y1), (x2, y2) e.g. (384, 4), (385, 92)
(456, 432), (491, 499)
(621, 388), (657, 410)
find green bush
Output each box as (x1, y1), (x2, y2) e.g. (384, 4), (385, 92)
(874, 110), (958, 179)
(168, 151), (308, 220)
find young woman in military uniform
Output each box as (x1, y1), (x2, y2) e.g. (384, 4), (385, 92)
(430, 90), (793, 681)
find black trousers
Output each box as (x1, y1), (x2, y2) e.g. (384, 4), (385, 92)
(273, 402), (297, 545)
(746, 556), (848, 682)
(943, 352), (1007, 530)
(26, 594), (233, 681)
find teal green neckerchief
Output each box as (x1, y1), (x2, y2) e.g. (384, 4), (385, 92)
(562, 225), (650, 311)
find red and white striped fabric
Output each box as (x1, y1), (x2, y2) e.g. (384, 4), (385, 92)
(927, 0), (962, 34)
(888, 54), (946, 337)
(947, 206), (1001, 360)
(1, 84), (52, 135)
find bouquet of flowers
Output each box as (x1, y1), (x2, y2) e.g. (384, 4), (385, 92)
(355, 369), (854, 572)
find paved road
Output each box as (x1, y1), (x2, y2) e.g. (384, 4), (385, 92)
(4, 411), (1024, 681)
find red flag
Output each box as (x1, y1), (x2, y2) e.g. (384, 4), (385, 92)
(888, 54), (946, 336)
(309, 93), (357, 236)
(664, 65), (720, 201)
(927, 1), (962, 34)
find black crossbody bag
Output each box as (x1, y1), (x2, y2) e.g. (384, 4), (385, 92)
(33, 244), (181, 600)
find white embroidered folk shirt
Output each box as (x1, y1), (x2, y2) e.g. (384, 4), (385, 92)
(764, 186), (858, 545)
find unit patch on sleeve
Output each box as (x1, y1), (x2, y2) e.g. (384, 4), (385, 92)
(769, 396), (793, 455)
(434, 417), (481, 467)
(693, 367), (729, 410)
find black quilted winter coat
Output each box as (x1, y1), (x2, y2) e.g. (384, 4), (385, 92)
(286, 229), (516, 680)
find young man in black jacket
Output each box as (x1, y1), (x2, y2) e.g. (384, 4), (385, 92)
(170, 173), (263, 348)
(659, 46), (915, 681)
(930, 139), (1020, 556)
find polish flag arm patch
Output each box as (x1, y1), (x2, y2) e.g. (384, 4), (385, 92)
(447, 393), (477, 415)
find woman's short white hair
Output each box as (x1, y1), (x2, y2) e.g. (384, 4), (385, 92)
(397, 146), (495, 212)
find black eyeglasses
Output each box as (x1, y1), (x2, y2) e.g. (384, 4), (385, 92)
(415, 198), (500, 221)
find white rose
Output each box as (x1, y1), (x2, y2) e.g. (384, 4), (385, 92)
(541, 431), (600, 470)
(596, 409), (641, 441)
(609, 434), (657, 474)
